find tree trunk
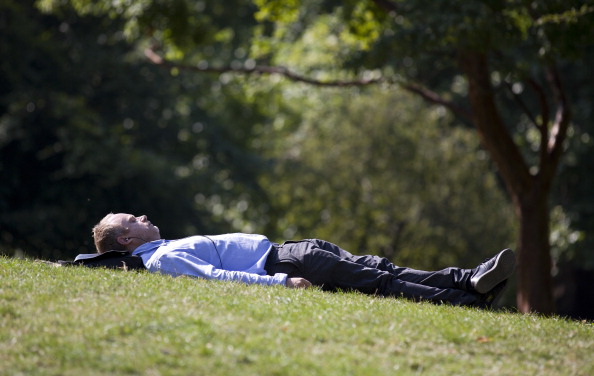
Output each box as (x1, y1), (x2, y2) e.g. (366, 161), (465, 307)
(516, 182), (555, 314)
(458, 50), (557, 314)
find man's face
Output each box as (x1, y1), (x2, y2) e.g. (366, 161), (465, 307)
(109, 213), (161, 243)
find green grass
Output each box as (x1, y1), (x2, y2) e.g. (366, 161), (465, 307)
(1, 257), (592, 376)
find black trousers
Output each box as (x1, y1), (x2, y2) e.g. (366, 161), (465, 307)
(265, 239), (481, 306)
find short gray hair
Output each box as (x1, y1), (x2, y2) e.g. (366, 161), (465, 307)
(92, 213), (129, 253)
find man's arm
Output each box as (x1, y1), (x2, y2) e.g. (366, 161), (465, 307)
(149, 251), (288, 286)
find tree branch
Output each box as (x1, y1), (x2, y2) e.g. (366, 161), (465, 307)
(145, 47), (472, 121)
(145, 48), (385, 87)
(504, 80), (539, 129)
(525, 78), (551, 175)
(527, 78), (550, 130)
(401, 82), (473, 121)
(458, 50), (532, 196)
(544, 64), (571, 178)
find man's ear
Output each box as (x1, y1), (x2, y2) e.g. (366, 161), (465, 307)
(116, 236), (131, 246)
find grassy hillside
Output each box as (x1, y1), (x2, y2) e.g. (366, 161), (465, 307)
(1, 257), (592, 375)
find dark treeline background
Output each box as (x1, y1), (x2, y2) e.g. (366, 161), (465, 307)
(1, 0), (593, 318)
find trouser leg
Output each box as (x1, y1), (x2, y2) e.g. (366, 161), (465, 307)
(305, 239), (473, 291)
(271, 240), (481, 306)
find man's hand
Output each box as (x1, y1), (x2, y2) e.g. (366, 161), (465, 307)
(286, 277), (312, 289)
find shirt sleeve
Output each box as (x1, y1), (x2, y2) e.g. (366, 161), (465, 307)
(149, 250), (288, 286)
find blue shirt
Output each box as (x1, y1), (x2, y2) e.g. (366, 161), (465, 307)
(132, 233), (287, 286)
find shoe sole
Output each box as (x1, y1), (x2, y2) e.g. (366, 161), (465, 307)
(471, 248), (516, 294)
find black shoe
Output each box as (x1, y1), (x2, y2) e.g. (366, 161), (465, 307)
(470, 248), (516, 294)
(479, 280), (508, 309)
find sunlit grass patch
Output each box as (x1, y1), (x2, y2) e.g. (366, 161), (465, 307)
(1, 257), (592, 375)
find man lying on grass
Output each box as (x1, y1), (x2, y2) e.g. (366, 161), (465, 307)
(92, 213), (516, 309)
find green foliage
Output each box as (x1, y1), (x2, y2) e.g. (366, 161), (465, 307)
(12, 0), (594, 283)
(0, 1), (273, 258)
(1, 258), (593, 375)
(553, 46), (594, 270)
(258, 86), (515, 269)
(37, 0), (261, 61)
(253, 0), (300, 24)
